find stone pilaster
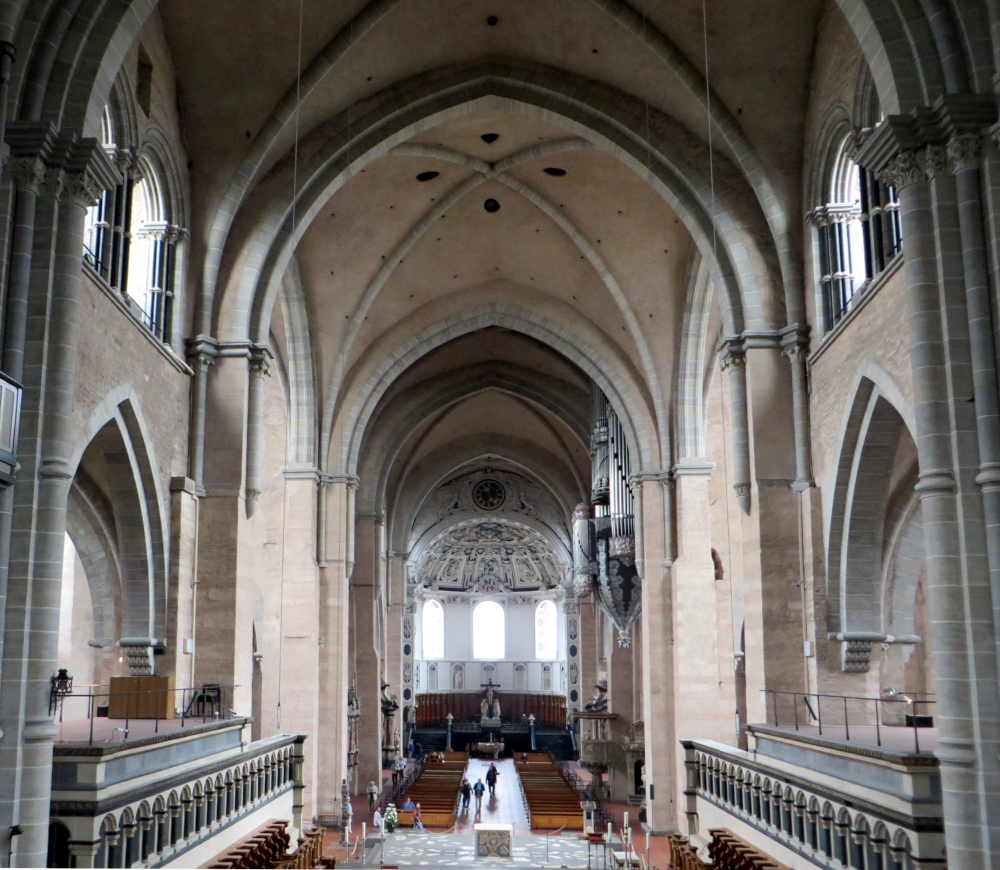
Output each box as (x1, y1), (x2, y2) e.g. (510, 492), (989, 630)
(244, 345), (272, 517)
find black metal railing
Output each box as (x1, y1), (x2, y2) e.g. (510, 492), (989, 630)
(52, 683), (242, 746)
(760, 689), (936, 753)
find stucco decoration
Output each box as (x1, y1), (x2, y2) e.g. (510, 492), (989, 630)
(414, 519), (566, 592)
(411, 469), (570, 551)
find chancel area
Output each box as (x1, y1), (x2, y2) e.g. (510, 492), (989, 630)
(0, 0), (999, 868)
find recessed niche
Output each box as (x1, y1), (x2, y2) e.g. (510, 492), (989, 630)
(403, 643), (412, 656)
(544, 167), (566, 176)
(416, 171), (440, 182)
(484, 198), (500, 213)
(570, 690), (579, 702)
(403, 688), (411, 700)
(569, 644), (578, 657)
(487, 15), (498, 25)
(481, 133), (500, 144)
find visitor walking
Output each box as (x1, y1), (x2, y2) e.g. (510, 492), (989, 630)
(413, 802), (424, 831)
(373, 808), (383, 832)
(460, 778), (472, 811)
(392, 756), (405, 786)
(407, 738), (415, 758)
(367, 780), (379, 811)
(473, 778), (486, 813)
(486, 763), (498, 797)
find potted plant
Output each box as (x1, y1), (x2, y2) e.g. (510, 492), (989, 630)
(384, 802), (398, 834)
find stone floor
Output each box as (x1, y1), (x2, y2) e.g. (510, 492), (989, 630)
(358, 829), (614, 867)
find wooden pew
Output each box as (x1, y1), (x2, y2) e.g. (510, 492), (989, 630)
(201, 819), (290, 869)
(516, 753), (583, 830)
(274, 827), (327, 870)
(708, 829), (789, 870)
(396, 754), (467, 828)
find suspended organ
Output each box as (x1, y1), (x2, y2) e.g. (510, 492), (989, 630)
(573, 386), (641, 647)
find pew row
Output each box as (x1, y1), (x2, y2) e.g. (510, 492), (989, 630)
(516, 754), (583, 831)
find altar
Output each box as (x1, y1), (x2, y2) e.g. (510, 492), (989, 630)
(474, 823), (513, 860)
(471, 740), (505, 758)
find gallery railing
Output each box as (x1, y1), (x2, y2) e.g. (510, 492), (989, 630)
(52, 683), (242, 746)
(760, 689), (936, 754)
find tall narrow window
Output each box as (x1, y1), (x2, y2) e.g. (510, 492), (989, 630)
(815, 132), (900, 334)
(421, 599), (444, 659)
(535, 600), (557, 660)
(127, 168), (174, 341)
(472, 601), (505, 659)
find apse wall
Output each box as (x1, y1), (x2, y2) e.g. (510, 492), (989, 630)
(414, 596), (566, 694)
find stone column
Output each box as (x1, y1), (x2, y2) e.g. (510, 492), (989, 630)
(244, 345), (272, 517)
(857, 109), (1000, 866)
(351, 513), (383, 793)
(165, 477), (198, 692)
(317, 478), (355, 815)
(0, 150), (46, 680)
(739, 343), (804, 724)
(672, 460), (734, 800)
(277, 472), (321, 819)
(185, 337), (217, 496)
(66, 841), (100, 869)
(719, 341), (751, 513)
(0, 162), (104, 866)
(951, 134), (1000, 677)
(638, 478), (675, 832)
(195, 350), (253, 713)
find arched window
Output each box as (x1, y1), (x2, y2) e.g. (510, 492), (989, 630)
(534, 600), (557, 660)
(83, 104), (116, 276)
(421, 599), (444, 659)
(126, 164), (174, 341)
(472, 601), (505, 659)
(815, 133), (900, 333)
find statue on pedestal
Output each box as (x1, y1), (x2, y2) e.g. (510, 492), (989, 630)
(584, 678), (608, 712)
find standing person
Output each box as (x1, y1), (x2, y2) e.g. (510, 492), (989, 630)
(346, 800), (354, 835)
(414, 741), (423, 761)
(486, 763), (498, 797)
(460, 778), (472, 811)
(367, 780), (379, 812)
(473, 779), (486, 813)
(407, 738), (415, 758)
(413, 802), (424, 831)
(372, 807), (383, 832)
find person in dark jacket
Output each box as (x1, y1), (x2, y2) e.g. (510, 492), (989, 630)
(486, 763), (499, 797)
(460, 779), (472, 810)
(473, 779), (486, 813)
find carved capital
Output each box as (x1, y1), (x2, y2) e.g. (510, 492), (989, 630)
(947, 133), (983, 173)
(39, 166), (64, 200)
(877, 150), (925, 190)
(918, 144), (949, 181)
(61, 171), (102, 209)
(720, 351), (745, 372)
(191, 353), (214, 374)
(8, 156), (46, 194)
(249, 346), (272, 378)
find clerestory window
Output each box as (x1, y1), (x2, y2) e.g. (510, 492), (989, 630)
(534, 599), (557, 660)
(421, 599), (444, 659)
(472, 600), (505, 659)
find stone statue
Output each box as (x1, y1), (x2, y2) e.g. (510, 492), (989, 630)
(584, 678), (609, 712)
(453, 667), (464, 689)
(348, 678), (360, 712)
(480, 682), (501, 719)
(380, 681), (399, 715)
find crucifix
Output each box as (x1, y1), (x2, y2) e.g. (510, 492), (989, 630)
(480, 677), (502, 720)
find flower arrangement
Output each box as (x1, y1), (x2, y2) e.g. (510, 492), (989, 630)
(384, 802), (398, 833)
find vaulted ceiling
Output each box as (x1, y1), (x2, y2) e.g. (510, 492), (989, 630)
(154, 0), (830, 524)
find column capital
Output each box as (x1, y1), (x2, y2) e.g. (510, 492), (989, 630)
(60, 170), (103, 209)
(7, 155), (45, 193)
(249, 344), (273, 378)
(186, 334), (218, 369)
(856, 94), (995, 184)
(672, 458), (715, 477)
(717, 336), (745, 371)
